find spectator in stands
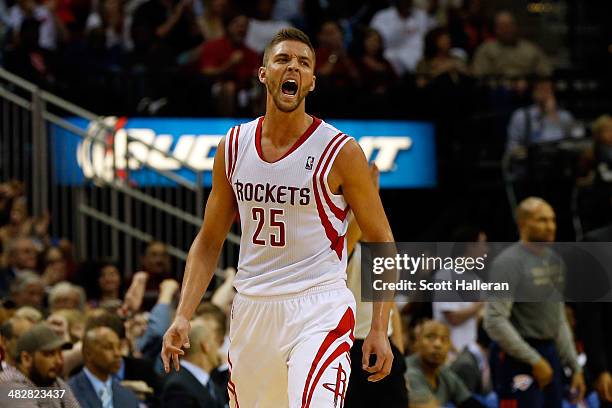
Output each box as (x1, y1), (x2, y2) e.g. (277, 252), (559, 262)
(48, 281), (86, 312)
(245, 0), (291, 54)
(136, 278), (179, 373)
(69, 326), (139, 408)
(44, 310), (84, 378)
(0, 315), (33, 368)
(0, 237), (39, 298)
(120, 271), (148, 316)
(269, 0), (300, 23)
(195, 302), (230, 398)
(506, 78), (577, 154)
(85, 311), (161, 398)
(313, 20), (360, 117)
(405, 320), (485, 407)
(199, 13), (259, 116)
(416, 27), (468, 88)
(14, 305), (43, 323)
(197, 0), (228, 41)
(370, 0), (435, 75)
(0, 181), (24, 228)
(575, 114), (612, 230)
(40, 245), (69, 287)
(131, 0), (202, 59)
(472, 11), (552, 79)
(161, 320), (227, 408)
(85, 0), (129, 54)
(57, 239), (78, 280)
(0, 197), (34, 247)
(5, 0), (64, 50)
(125, 312), (149, 358)
(10, 271), (44, 310)
(354, 27), (397, 115)
(591, 114), (612, 185)
(447, 0), (491, 58)
(208, 266), (235, 315)
(140, 240), (172, 292)
(315, 19), (359, 82)
(4, 18), (57, 86)
(48, 309), (86, 344)
(484, 197), (585, 407)
(432, 225), (487, 353)
(86, 261), (124, 307)
(0, 323), (79, 406)
(450, 324), (495, 406)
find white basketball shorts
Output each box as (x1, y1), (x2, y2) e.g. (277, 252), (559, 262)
(227, 282), (356, 408)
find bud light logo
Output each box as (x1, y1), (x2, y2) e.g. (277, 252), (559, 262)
(56, 117), (436, 188)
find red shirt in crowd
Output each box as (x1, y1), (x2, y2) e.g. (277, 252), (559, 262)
(199, 37), (259, 89)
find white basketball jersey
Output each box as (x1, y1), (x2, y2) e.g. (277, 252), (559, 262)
(224, 116), (353, 296)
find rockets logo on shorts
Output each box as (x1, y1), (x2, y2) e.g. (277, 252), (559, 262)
(322, 363), (348, 408)
(224, 116), (353, 296)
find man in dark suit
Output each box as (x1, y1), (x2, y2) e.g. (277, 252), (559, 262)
(196, 302), (229, 400)
(69, 326), (139, 408)
(161, 320), (226, 408)
(85, 310), (161, 393)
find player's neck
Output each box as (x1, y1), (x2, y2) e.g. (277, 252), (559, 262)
(263, 103), (312, 146)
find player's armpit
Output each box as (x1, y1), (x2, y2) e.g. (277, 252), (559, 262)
(329, 139), (393, 243)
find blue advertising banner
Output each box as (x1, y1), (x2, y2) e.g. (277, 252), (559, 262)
(52, 117), (436, 189)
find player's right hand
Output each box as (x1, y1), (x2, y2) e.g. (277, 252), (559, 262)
(532, 357), (553, 389)
(362, 329), (393, 382)
(161, 316), (191, 373)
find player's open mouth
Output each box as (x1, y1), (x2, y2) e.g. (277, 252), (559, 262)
(281, 80), (298, 96)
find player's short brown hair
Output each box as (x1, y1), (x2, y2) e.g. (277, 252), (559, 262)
(263, 28), (315, 66)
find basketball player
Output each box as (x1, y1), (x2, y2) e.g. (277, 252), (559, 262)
(161, 28), (395, 407)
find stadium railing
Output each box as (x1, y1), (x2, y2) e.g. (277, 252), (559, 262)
(0, 67), (240, 278)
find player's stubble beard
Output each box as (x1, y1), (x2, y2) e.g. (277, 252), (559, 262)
(267, 80), (309, 113)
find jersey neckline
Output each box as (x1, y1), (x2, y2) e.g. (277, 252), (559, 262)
(254, 115), (322, 164)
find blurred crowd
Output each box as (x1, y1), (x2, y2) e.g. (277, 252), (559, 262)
(2, 0), (611, 236)
(0, 175), (611, 408)
(0, 179), (236, 407)
(0, 0), (611, 407)
(0, 0), (580, 118)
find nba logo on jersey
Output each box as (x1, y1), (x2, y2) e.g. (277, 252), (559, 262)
(305, 156), (315, 170)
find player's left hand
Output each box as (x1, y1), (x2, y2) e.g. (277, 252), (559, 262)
(570, 370), (586, 403)
(362, 329), (393, 382)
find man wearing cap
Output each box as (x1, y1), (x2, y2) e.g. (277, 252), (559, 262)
(0, 323), (80, 407)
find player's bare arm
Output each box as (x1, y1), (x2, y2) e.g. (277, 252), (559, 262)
(161, 137), (237, 373)
(329, 139), (395, 382)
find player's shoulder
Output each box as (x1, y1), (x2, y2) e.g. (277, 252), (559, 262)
(314, 117), (354, 142)
(224, 117), (261, 139)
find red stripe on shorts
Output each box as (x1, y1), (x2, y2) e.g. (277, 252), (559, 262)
(227, 353), (240, 408)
